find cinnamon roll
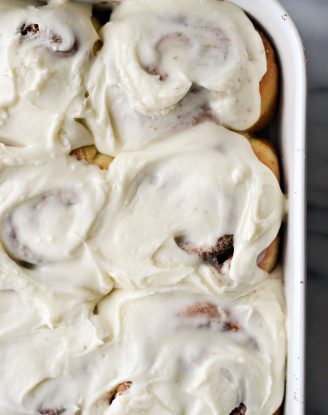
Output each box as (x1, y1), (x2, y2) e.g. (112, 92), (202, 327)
(71, 133), (281, 275)
(84, 278), (285, 414)
(90, 122), (285, 291)
(0, 0), (99, 164)
(85, 0), (276, 155)
(0, 157), (112, 300)
(249, 137), (281, 272)
(0, 279), (284, 414)
(70, 134), (281, 278)
(0, 317), (100, 415)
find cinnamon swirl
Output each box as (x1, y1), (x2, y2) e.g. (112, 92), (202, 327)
(0, 0), (99, 164)
(85, 0), (276, 155)
(89, 122), (285, 291)
(0, 157), (112, 304)
(85, 278), (286, 415)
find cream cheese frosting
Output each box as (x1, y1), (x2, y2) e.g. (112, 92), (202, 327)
(0, 122), (285, 296)
(0, 0), (98, 165)
(0, 157), (113, 323)
(0, 277), (285, 415)
(90, 122), (285, 292)
(86, 0), (266, 155)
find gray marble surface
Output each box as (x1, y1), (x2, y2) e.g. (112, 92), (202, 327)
(280, 1), (328, 414)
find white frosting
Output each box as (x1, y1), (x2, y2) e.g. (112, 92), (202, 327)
(0, 289), (42, 336)
(90, 122), (285, 292)
(0, 277), (285, 415)
(0, 123), (285, 302)
(0, 157), (113, 323)
(0, 0), (98, 165)
(86, 0), (266, 155)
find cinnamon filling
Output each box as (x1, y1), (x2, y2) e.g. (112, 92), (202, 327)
(20, 23), (39, 37)
(20, 23), (77, 55)
(106, 381), (132, 405)
(4, 216), (43, 267)
(39, 409), (66, 415)
(176, 234), (234, 269)
(224, 321), (240, 332)
(229, 403), (247, 415)
(183, 302), (221, 319)
(181, 302), (240, 332)
(2, 190), (78, 267)
(144, 66), (168, 81)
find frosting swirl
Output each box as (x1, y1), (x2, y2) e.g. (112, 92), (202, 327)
(90, 122), (285, 292)
(0, 278), (285, 415)
(0, 157), (112, 313)
(0, 0), (98, 164)
(86, 0), (266, 155)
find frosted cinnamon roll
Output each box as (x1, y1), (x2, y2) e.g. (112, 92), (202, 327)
(85, 0), (274, 155)
(0, 0), (98, 164)
(0, 157), (112, 301)
(0, 279), (285, 414)
(71, 135), (281, 275)
(84, 277), (285, 415)
(90, 122), (285, 292)
(0, 317), (101, 415)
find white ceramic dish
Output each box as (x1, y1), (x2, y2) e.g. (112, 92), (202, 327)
(231, 1), (306, 413)
(79, 1), (307, 413)
(231, 1), (307, 413)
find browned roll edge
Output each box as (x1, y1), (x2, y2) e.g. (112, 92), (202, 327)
(249, 30), (279, 132)
(70, 145), (113, 170)
(250, 136), (281, 272)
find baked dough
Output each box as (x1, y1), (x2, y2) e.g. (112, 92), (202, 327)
(250, 32), (279, 132)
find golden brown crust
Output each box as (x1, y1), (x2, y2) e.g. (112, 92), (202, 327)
(93, 152), (113, 170)
(70, 145), (113, 170)
(249, 30), (279, 132)
(257, 236), (279, 272)
(249, 137), (280, 182)
(250, 137), (281, 272)
(70, 145), (97, 164)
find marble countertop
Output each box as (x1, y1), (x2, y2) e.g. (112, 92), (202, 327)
(280, 1), (328, 413)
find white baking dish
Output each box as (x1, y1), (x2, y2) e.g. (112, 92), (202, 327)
(231, 1), (307, 413)
(80, 1), (307, 413)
